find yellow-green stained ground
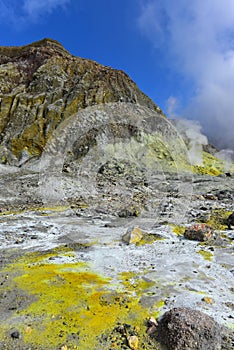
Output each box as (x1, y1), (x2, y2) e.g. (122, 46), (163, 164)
(0, 205), (70, 217)
(171, 225), (186, 236)
(192, 151), (234, 176)
(0, 249), (163, 350)
(201, 209), (233, 230)
(197, 250), (214, 261)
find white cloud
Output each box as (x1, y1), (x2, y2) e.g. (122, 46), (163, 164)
(138, 0), (234, 149)
(138, 1), (166, 48)
(23, 0), (70, 20)
(0, 0), (70, 25)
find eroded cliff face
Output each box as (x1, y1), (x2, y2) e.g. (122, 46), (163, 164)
(0, 38), (162, 164)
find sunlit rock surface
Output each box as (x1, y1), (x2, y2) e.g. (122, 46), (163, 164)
(0, 38), (161, 165)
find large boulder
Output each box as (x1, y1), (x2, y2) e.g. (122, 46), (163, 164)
(157, 307), (222, 350)
(184, 224), (214, 242)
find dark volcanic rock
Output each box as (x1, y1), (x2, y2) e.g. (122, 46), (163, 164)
(227, 212), (234, 229)
(157, 307), (222, 350)
(184, 223), (214, 242)
(10, 329), (21, 339)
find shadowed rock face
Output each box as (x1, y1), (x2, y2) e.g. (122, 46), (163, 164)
(227, 212), (234, 229)
(0, 38), (162, 164)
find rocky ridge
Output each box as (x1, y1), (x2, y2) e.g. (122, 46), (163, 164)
(0, 38), (161, 164)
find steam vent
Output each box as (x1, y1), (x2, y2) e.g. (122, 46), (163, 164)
(0, 39), (233, 350)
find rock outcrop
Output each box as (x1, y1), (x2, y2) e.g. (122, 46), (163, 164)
(157, 308), (222, 350)
(0, 38), (162, 165)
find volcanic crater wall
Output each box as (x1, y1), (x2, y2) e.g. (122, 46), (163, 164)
(0, 38), (163, 165)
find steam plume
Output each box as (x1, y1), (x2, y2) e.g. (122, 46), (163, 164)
(138, 0), (234, 150)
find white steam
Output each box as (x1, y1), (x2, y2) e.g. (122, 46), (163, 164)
(174, 119), (208, 166)
(166, 96), (208, 166)
(138, 0), (234, 150)
(215, 149), (234, 172)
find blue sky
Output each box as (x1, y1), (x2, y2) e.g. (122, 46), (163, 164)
(0, 0), (234, 149)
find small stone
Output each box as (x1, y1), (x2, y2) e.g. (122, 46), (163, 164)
(122, 227), (143, 244)
(59, 330), (64, 337)
(147, 316), (158, 334)
(147, 324), (157, 334)
(10, 330), (20, 339)
(227, 212), (234, 229)
(202, 296), (215, 304)
(134, 325), (140, 333)
(15, 237), (24, 244)
(127, 335), (139, 349)
(61, 346), (68, 350)
(204, 193), (217, 200)
(118, 207), (139, 218)
(25, 326), (32, 335)
(148, 316), (157, 326)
